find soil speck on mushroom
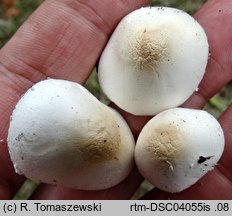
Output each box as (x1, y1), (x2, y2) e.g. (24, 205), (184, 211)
(197, 156), (214, 164)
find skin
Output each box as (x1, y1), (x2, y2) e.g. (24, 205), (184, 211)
(0, 0), (232, 200)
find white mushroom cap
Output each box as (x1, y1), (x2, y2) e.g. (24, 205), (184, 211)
(98, 7), (209, 115)
(135, 108), (224, 193)
(7, 79), (135, 190)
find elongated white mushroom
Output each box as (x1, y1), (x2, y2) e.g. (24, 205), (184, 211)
(98, 7), (209, 115)
(7, 79), (135, 190)
(135, 108), (224, 193)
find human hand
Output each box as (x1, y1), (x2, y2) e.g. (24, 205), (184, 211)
(0, 0), (232, 200)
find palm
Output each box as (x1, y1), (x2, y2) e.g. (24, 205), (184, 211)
(0, 0), (231, 200)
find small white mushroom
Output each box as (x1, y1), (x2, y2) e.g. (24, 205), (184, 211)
(135, 108), (224, 193)
(98, 7), (209, 115)
(7, 79), (135, 190)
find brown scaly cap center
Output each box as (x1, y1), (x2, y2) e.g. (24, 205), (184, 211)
(121, 27), (169, 71)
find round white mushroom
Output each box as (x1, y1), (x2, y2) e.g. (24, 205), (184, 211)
(98, 7), (209, 115)
(135, 108), (224, 193)
(7, 79), (135, 190)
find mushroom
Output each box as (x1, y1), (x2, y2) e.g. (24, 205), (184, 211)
(135, 108), (224, 193)
(98, 7), (209, 115)
(7, 79), (135, 190)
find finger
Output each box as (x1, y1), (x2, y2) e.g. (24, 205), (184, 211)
(0, 65), (32, 199)
(0, 0), (150, 84)
(0, 178), (11, 200)
(217, 105), (232, 182)
(0, 0), (150, 199)
(183, 0), (232, 108)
